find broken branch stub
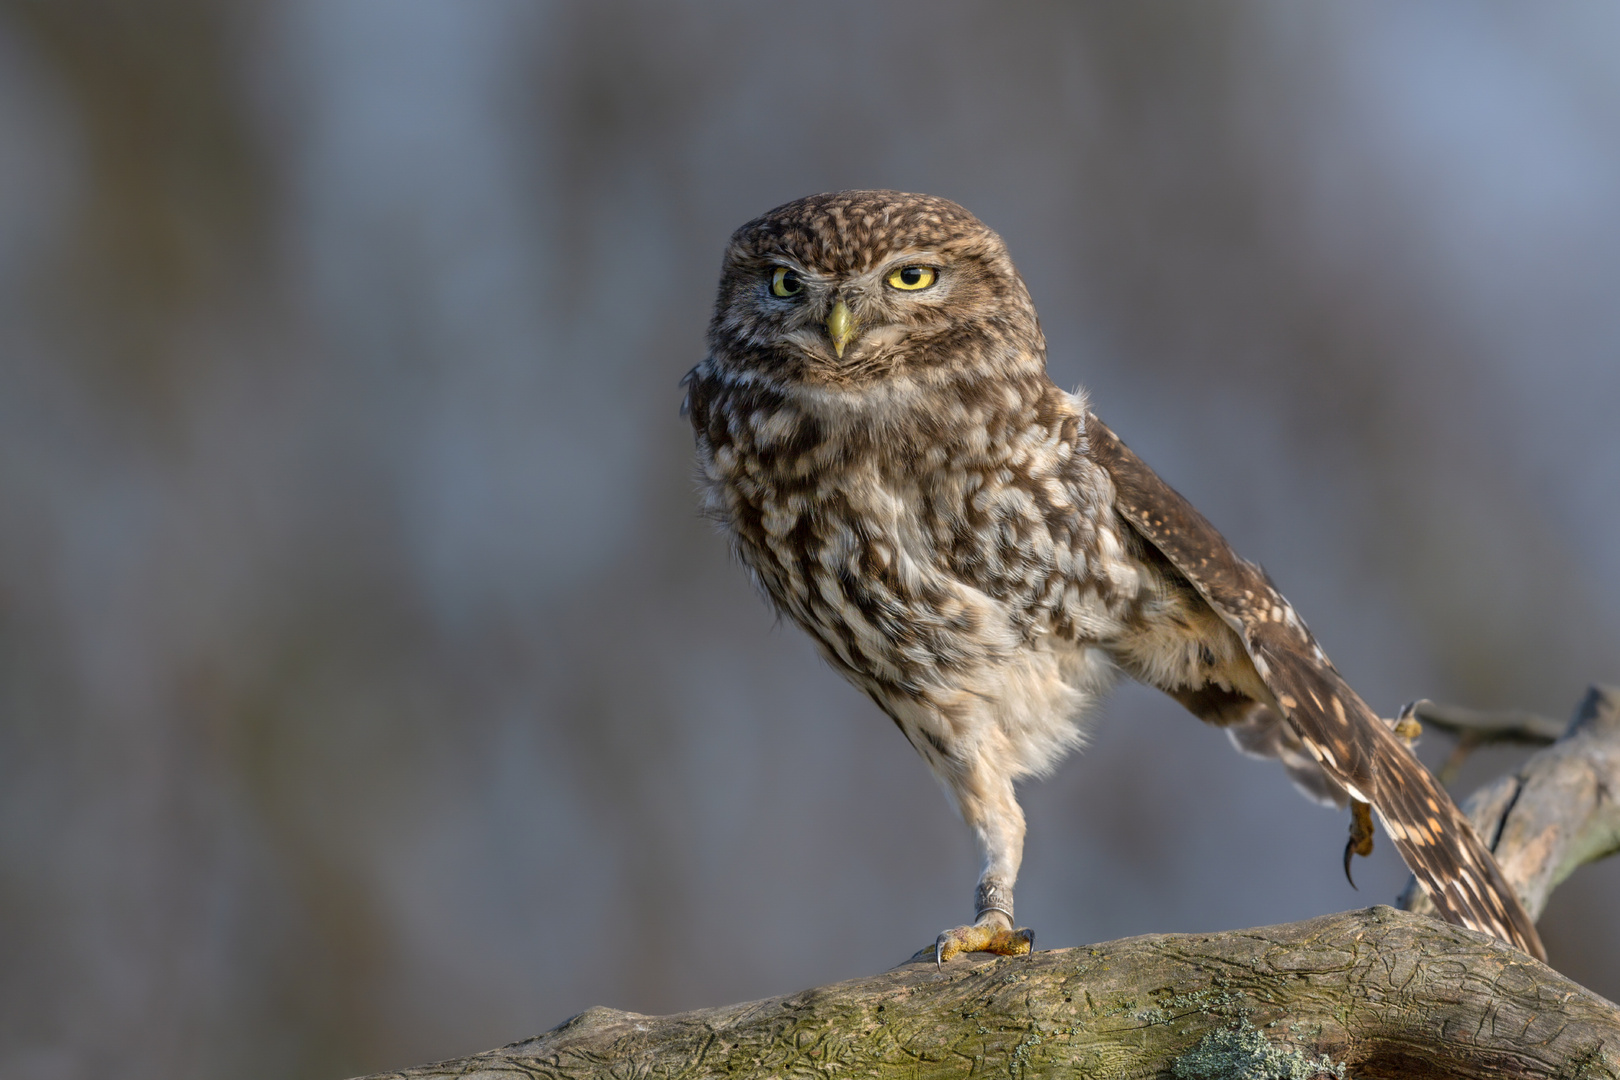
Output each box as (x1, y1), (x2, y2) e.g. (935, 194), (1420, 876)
(1402, 684), (1620, 923)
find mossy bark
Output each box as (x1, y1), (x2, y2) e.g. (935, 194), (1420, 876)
(361, 908), (1619, 1080)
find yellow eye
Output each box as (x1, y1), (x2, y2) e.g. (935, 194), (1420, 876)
(886, 265), (936, 291)
(770, 266), (803, 297)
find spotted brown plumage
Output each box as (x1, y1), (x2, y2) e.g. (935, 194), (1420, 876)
(685, 190), (1545, 963)
(1086, 419), (1545, 960)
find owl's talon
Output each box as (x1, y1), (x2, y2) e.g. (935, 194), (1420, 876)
(932, 922), (1035, 965)
(1344, 798), (1375, 888)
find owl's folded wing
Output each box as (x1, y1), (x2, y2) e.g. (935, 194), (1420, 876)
(1086, 414), (1546, 961)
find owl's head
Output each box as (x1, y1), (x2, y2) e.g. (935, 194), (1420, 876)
(706, 191), (1043, 393)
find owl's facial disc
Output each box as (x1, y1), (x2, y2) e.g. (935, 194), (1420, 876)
(822, 262), (940, 358)
(762, 254), (948, 369)
(710, 191), (1041, 390)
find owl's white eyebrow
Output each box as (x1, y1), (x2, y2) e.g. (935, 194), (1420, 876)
(873, 250), (944, 272)
(760, 256), (827, 282)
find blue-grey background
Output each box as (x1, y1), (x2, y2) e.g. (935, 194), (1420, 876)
(1, 3), (1617, 1078)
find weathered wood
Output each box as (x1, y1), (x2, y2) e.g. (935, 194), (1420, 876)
(355, 689), (1620, 1080)
(1402, 684), (1620, 923)
(365, 909), (1618, 1080)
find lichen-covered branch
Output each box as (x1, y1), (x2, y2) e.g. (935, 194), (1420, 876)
(363, 909), (1617, 1079)
(355, 690), (1620, 1080)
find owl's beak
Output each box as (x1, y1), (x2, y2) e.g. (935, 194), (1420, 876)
(826, 300), (857, 359)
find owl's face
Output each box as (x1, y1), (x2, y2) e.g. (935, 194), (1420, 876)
(706, 191), (1043, 393)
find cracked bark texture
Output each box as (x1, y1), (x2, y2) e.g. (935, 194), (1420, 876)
(360, 910), (1617, 1079)
(358, 689), (1620, 1079)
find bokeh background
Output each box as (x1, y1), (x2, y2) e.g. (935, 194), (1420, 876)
(2, 3), (1618, 1077)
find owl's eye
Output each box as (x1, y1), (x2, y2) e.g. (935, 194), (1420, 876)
(770, 267), (803, 297)
(886, 265), (937, 291)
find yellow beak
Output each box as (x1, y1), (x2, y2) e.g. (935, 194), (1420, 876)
(826, 300), (857, 358)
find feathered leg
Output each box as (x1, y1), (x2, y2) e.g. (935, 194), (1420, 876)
(932, 758), (1035, 964)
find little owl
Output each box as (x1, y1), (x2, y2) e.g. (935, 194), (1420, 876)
(683, 190), (1543, 963)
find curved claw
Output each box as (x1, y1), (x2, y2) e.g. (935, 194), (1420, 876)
(1343, 798), (1375, 889)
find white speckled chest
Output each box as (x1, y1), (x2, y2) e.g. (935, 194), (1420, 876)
(692, 368), (1150, 755)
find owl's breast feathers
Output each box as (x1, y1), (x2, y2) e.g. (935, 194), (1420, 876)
(683, 365), (1138, 691)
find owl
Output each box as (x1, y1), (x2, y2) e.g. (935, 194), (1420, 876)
(682, 190), (1544, 963)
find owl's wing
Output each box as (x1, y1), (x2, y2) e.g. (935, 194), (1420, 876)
(1166, 685), (1350, 809)
(1086, 414), (1547, 961)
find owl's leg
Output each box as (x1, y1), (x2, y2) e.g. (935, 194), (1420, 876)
(932, 765), (1035, 964)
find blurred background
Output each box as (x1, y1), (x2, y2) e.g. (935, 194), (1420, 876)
(1, 2), (1617, 1077)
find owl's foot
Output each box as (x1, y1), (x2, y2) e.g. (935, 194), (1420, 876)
(933, 922), (1035, 966)
(1343, 798), (1375, 888)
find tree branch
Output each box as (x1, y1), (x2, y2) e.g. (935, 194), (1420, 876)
(356, 688), (1620, 1080)
(1410, 700), (1567, 744)
(1401, 684), (1620, 923)
(1405, 698), (1566, 786)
